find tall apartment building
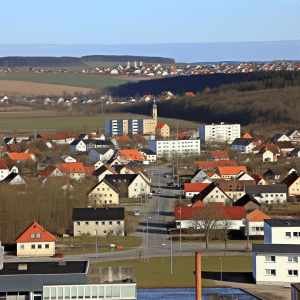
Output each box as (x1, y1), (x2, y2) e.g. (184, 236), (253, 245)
(199, 122), (240, 142)
(148, 139), (200, 158)
(105, 101), (157, 137)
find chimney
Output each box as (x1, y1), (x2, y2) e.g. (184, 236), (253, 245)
(195, 252), (201, 300)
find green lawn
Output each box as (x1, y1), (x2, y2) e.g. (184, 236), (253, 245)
(91, 256), (252, 288)
(0, 73), (127, 89)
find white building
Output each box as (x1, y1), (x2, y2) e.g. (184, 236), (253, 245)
(199, 122), (240, 142)
(253, 219), (300, 286)
(148, 139), (200, 158)
(244, 185), (287, 204)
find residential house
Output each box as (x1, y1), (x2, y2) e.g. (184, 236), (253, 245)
(245, 209), (270, 236)
(14, 220), (56, 257)
(61, 155), (77, 163)
(281, 172), (300, 196)
(72, 207), (125, 237)
(89, 148), (114, 162)
(38, 165), (64, 181)
(275, 141), (295, 155)
(85, 139), (115, 153)
(252, 144), (280, 156)
(251, 174), (269, 185)
(194, 160), (237, 172)
(206, 151), (229, 161)
(70, 139), (87, 152)
(139, 149), (156, 162)
(217, 166), (248, 180)
(23, 148), (41, 161)
(230, 138), (254, 153)
(0, 160), (10, 181)
(116, 149), (145, 162)
(155, 123), (170, 138)
(190, 169), (213, 184)
(191, 182), (231, 205)
(286, 129), (300, 144)
(289, 148), (300, 157)
(58, 163), (86, 181)
(233, 194), (261, 213)
(184, 183), (210, 198)
(199, 123), (240, 142)
(105, 174), (150, 198)
(174, 205), (246, 231)
(234, 171), (255, 181)
(91, 164), (118, 182)
(2, 172), (26, 185)
(244, 184), (287, 204)
(263, 168), (287, 181)
(257, 147), (277, 162)
(3, 153), (32, 163)
(88, 178), (119, 205)
(216, 180), (255, 202)
(114, 164), (136, 175)
(271, 133), (290, 143)
(37, 155), (65, 171)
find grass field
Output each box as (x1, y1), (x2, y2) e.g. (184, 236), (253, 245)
(92, 256), (252, 288)
(0, 112), (200, 132)
(0, 73), (127, 89)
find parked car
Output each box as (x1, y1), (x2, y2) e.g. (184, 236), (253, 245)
(149, 193), (153, 198)
(53, 253), (64, 258)
(158, 190), (162, 194)
(167, 181), (174, 186)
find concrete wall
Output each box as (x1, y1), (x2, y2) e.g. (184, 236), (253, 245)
(87, 266), (133, 283)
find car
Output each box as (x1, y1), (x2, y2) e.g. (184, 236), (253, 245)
(167, 181), (174, 186)
(148, 193), (153, 198)
(158, 190), (162, 194)
(53, 253), (64, 258)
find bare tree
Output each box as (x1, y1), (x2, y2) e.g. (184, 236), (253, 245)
(220, 216), (233, 257)
(190, 204), (225, 250)
(115, 226), (124, 244)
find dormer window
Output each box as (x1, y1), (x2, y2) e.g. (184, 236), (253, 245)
(31, 233), (35, 238)
(37, 233), (41, 239)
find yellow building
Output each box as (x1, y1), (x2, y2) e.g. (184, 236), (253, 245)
(155, 123), (170, 138)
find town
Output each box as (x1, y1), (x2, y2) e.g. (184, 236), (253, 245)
(0, 100), (300, 299)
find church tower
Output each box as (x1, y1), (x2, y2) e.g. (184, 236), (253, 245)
(152, 99), (157, 121)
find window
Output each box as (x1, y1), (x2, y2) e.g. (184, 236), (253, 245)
(288, 256), (298, 263)
(20, 244), (24, 250)
(77, 222), (80, 226)
(45, 244), (49, 249)
(85, 222), (89, 226)
(109, 200), (112, 204)
(31, 233), (35, 239)
(117, 221), (120, 225)
(288, 270), (298, 276)
(95, 221), (99, 225)
(101, 221), (105, 225)
(265, 256), (275, 262)
(36, 233), (41, 238)
(38, 244), (42, 249)
(103, 230), (107, 234)
(265, 269), (276, 276)
(109, 221), (113, 225)
(286, 232), (291, 238)
(31, 244), (35, 249)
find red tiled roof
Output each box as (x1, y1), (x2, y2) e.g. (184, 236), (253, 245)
(174, 206), (246, 220)
(58, 162), (85, 173)
(118, 149), (145, 161)
(114, 136), (132, 141)
(185, 92), (195, 97)
(84, 166), (95, 176)
(217, 166), (247, 176)
(15, 220), (56, 243)
(195, 160), (237, 170)
(5, 153), (32, 161)
(23, 148), (41, 155)
(184, 183), (210, 192)
(156, 123), (166, 129)
(209, 151), (229, 159)
(251, 174), (269, 185)
(247, 209), (270, 222)
(38, 165), (57, 177)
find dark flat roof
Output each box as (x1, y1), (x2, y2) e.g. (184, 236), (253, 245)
(73, 207), (125, 221)
(253, 244), (300, 254)
(265, 219), (300, 227)
(244, 184), (287, 194)
(0, 261), (88, 276)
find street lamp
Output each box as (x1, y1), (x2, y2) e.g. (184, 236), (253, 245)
(177, 207), (182, 253)
(147, 217), (151, 263)
(143, 228), (146, 263)
(162, 243), (165, 263)
(158, 194), (160, 216)
(170, 230), (173, 275)
(219, 257), (222, 281)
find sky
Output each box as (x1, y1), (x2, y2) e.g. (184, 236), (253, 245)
(0, 0), (299, 61)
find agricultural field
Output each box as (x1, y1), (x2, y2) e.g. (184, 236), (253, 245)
(0, 73), (127, 90)
(0, 110), (200, 133)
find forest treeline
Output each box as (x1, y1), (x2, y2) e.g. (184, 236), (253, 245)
(107, 70), (300, 127)
(0, 55), (174, 67)
(0, 179), (92, 244)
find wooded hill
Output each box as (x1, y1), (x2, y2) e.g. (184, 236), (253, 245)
(0, 55), (175, 67)
(108, 71), (300, 128)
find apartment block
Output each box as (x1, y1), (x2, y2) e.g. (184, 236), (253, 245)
(148, 139), (200, 158)
(199, 122), (240, 142)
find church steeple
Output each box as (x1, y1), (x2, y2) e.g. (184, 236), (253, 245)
(152, 99), (157, 121)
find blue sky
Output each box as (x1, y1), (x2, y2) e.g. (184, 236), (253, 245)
(1, 0), (299, 44)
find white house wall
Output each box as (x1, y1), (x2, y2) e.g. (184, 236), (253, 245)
(264, 225), (300, 244)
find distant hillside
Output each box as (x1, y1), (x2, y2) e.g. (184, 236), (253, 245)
(106, 73), (256, 97)
(0, 55), (174, 67)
